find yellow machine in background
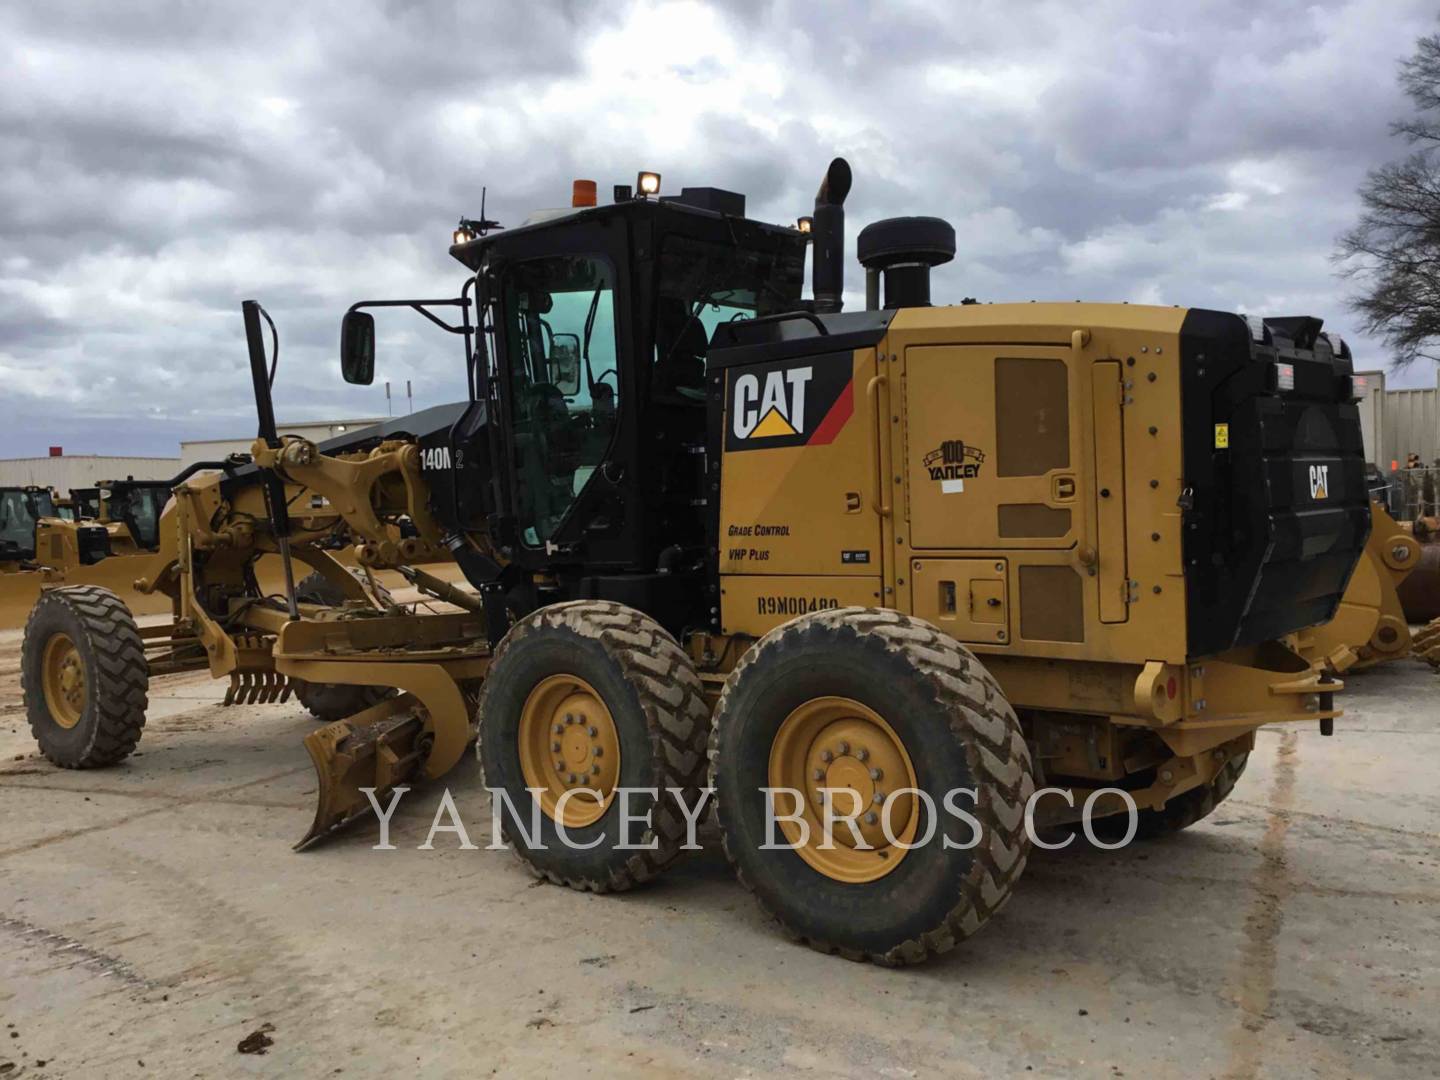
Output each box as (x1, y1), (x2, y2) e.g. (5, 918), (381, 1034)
(1, 480), (180, 627)
(1298, 502), (1420, 672)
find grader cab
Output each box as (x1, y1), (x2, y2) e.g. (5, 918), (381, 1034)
(21, 159), (1371, 964)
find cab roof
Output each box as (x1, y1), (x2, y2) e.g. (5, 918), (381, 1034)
(447, 192), (803, 272)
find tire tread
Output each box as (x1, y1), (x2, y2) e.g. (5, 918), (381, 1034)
(480, 600), (711, 893)
(709, 606), (1036, 966)
(22, 585), (148, 768)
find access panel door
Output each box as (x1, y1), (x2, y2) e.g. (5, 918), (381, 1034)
(906, 346), (1084, 552)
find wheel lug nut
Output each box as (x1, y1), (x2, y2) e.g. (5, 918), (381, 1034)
(873, 792), (885, 804)
(555, 762), (565, 774)
(587, 726), (597, 737)
(593, 747), (603, 758)
(565, 713), (576, 724)
(812, 768), (824, 781)
(857, 748), (869, 762)
(592, 764), (601, 775)
(838, 741), (850, 755)
(568, 773), (579, 783)
(864, 812), (878, 825)
(553, 724), (565, 734)
(820, 750), (834, 763)
(869, 768), (883, 781)
(552, 741), (561, 752)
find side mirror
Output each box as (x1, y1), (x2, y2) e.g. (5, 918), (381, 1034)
(550, 333), (581, 396)
(340, 310), (375, 385)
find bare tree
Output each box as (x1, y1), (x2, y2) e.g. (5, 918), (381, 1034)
(1338, 33), (1440, 367)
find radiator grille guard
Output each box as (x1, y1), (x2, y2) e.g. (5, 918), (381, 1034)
(1180, 310), (1371, 657)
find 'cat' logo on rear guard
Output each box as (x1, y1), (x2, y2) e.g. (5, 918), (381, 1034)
(1308, 464), (1329, 500)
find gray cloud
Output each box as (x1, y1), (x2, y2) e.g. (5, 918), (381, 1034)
(1, 0), (1436, 458)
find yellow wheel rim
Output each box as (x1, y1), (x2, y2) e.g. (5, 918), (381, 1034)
(518, 674), (621, 829)
(41, 632), (86, 730)
(768, 696), (919, 883)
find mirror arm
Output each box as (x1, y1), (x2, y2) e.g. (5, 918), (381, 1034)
(345, 298), (471, 335)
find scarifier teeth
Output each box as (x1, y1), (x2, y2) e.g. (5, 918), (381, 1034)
(223, 671), (294, 706)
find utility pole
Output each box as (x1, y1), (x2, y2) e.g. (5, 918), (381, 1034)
(406, 380), (413, 414)
(384, 381), (392, 417)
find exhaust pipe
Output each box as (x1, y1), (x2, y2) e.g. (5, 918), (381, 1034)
(811, 158), (852, 314)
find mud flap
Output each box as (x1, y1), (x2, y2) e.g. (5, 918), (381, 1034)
(295, 693), (427, 850)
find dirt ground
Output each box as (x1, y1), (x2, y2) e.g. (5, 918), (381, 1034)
(0, 621), (1436, 1079)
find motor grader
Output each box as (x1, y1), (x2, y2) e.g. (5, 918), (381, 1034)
(21, 159), (1370, 964)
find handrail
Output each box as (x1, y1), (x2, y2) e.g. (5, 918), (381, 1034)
(866, 373), (891, 517)
(739, 309), (830, 336)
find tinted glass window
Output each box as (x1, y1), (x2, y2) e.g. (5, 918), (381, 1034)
(653, 235), (804, 399)
(0, 492), (36, 553)
(503, 255), (620, 544)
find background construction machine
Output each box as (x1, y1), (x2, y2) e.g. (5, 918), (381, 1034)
(0, 479), (180, 626)
(20, 159), (1371, 964)
(1, 486), (61, 565)
(1298, 501), (1421, 671)
(86, 478), (173, 553)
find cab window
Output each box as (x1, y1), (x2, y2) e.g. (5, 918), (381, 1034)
(503, 255), (620, 545)
(0, 491), (36, 553)
(653, 235), (803, 400)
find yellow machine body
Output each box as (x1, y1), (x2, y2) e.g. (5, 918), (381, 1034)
(711, 304), (1340, 809)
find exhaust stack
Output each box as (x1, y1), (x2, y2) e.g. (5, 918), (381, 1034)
(811, 158), (852, 314)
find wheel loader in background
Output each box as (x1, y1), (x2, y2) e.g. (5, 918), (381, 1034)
(1, 479), (189, 627)
(20, 159), (1371, 964)
(1297, 500), (1421, 671)
(85, 478), (174, 553)
(1, 486), (62, 564)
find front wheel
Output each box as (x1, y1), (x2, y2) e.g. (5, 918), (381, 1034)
(21, 586), (148, 767)
(477, 601), (712, 891)
(710, 608), (1035, 965)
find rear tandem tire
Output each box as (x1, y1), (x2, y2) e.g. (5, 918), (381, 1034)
(477, 600), (712, 892)
(21, 585), (148, 768)
(1090, 752), (1250, 842)
(709, 607), (1036, 965)
(292, 569), (394, 722)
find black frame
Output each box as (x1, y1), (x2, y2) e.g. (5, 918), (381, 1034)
(462, 199), (807, 592)
(485, 220), (638, 572)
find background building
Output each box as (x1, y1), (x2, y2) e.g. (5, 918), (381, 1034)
(178, 417), (387, 467)
(0, 416), (388, 493)
(0, 451), (180, 490)
(1356, 367), (1440, 469)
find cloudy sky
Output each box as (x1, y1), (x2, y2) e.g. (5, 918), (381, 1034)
(2, 0), (1437, 458)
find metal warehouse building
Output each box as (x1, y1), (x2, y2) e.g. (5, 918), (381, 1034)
(178, 416), (386, 467)
(1357, 368), (1440, 468)
(0, 453), (181, 491)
